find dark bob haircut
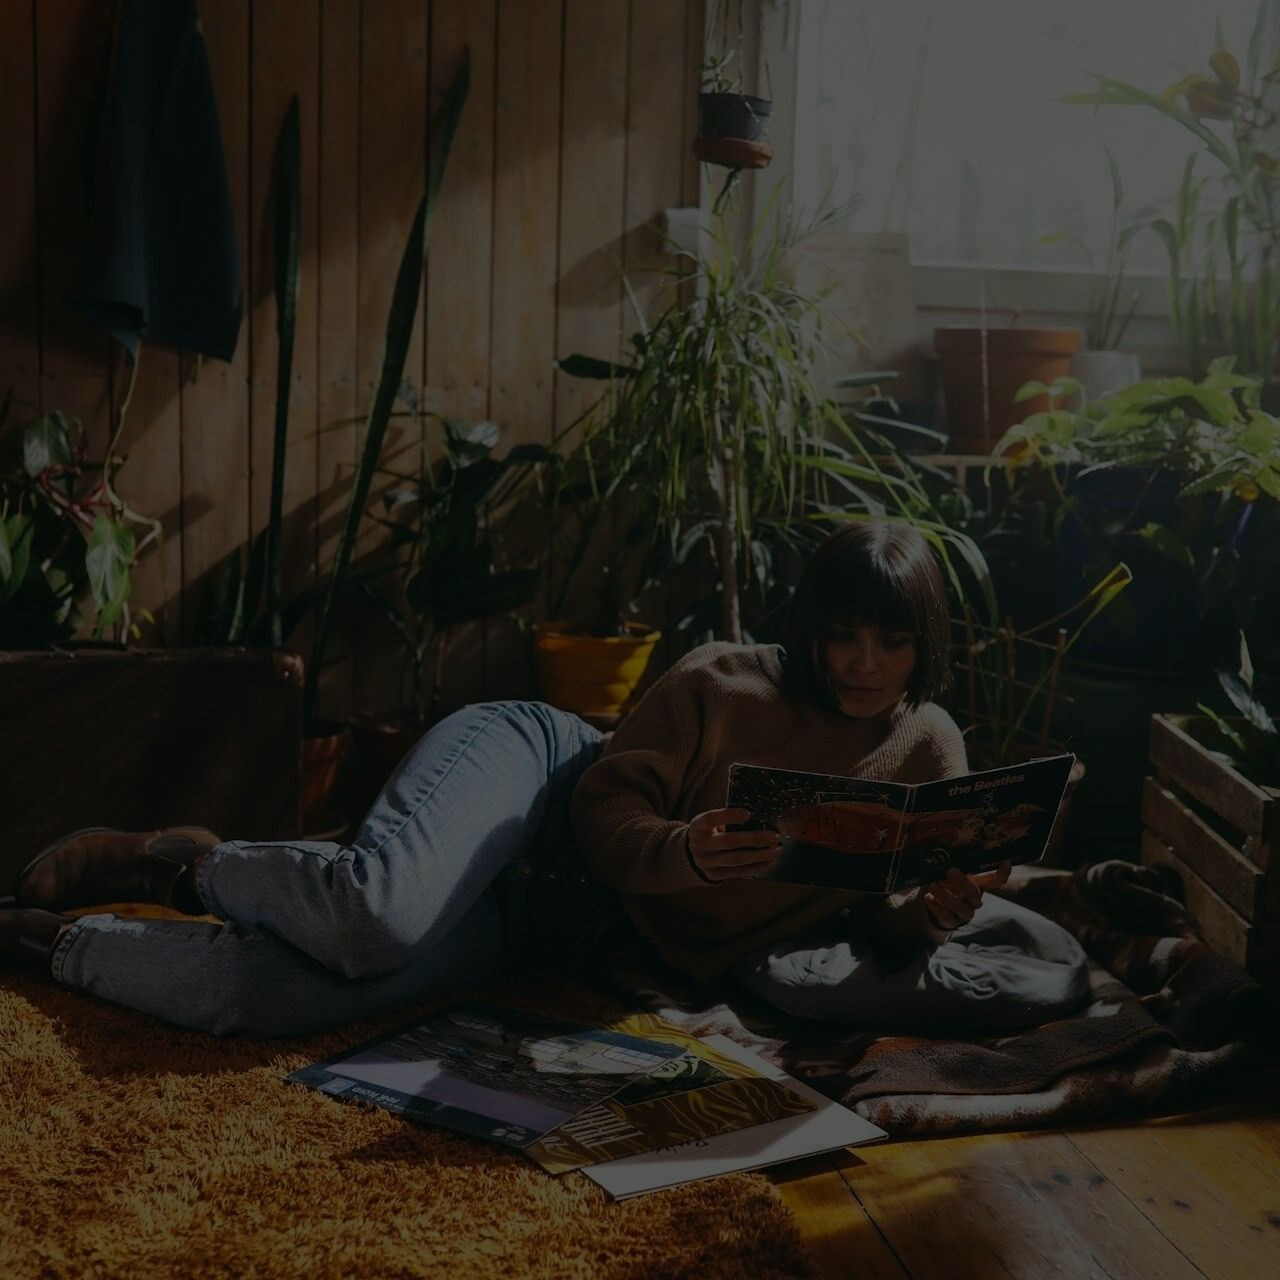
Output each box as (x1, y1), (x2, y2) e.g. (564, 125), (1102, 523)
(781, 521), (951, 709)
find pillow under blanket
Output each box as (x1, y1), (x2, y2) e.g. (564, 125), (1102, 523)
(596, 859), (1269, 1137)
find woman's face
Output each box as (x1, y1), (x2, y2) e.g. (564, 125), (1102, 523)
(821, 621), (917, 718)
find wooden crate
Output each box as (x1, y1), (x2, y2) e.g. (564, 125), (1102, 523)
(1142, 712), (1280, 983)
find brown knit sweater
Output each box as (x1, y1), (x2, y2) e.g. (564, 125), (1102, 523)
(571, 642), (969, 982)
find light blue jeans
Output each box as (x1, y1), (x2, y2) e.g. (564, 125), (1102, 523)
(50, 702), (605, 1038)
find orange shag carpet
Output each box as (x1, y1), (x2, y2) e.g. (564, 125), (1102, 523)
(0, 932), (816, 1279)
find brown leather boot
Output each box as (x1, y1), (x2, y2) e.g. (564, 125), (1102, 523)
(14, 826), (222, 911)
(0, 908), (75, 970)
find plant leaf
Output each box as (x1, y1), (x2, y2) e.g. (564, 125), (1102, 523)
(304, 48), (471, 725)
(85, 513), (134, 632)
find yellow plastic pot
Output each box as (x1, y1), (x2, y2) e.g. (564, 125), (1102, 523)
(533, 621), (661, 717)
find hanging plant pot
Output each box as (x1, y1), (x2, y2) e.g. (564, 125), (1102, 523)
(694, 92), (773, 170)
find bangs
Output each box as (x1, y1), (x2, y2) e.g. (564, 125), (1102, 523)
(782, 521), (952, 708)
(820, 564), (915, 634)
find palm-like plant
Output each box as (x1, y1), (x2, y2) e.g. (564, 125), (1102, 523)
(557, 202), (996, 645)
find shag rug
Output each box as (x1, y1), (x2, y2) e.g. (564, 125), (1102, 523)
(0, 934), (815, 1280)
(603, 861), (1270, 1137)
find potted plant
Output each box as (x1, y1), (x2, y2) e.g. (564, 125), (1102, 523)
(694, 0), (773, 212)
(1064, 2), (1280, 396)
(556, 205), (997, 673)
(994, 359), (1280, 671)
(953, 563), (1133, 866)
(1143, 633), (1280, 980)
(1038, 145), (1145, 404)
(0, 403), (159, 648)
(344, 415), (549, 787)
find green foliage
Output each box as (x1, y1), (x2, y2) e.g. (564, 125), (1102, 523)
(994, 360), (1280, 653)
(0, 408), (148, 646)
(1196, 632), (1280, 786)
(555, 206), (996, 650)
(359, 416), (550, 723)
(268, 95), (301, 648)
(302, 50), (471, 728)
(1064, 2), (1280, 379)
(997, 360), (1280, 499)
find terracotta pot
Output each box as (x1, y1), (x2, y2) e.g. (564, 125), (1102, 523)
(935, 326), (1082, 454)
(533, 621), (661, 717)
(346, 711), (425, 820)
(301, 720), (351, 836)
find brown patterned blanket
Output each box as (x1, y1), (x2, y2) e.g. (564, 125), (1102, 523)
(599, 861), (1270, 1136)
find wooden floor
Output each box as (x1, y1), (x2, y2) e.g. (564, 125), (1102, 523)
(771, 1064), (1280, 1280)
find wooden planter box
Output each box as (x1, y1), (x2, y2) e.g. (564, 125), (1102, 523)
(0, 647), (303, 892)
(1142, 713), (1280, 983)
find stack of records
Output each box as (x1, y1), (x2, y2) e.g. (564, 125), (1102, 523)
(287, 1002), (886, 1200)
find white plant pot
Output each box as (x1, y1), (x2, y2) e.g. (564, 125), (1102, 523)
(1067, 349), (1141, 407)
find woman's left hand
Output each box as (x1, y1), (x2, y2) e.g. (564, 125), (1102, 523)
(923, 862), (1011, 931)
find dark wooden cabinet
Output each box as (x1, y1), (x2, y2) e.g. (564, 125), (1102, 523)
(0, 647), (302, 891)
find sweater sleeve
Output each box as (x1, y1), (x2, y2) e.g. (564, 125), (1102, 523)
(867, 705), (971, 953)
(570, 656), (713, 896)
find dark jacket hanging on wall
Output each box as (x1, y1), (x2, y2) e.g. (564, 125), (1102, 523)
(67, 0), (242, 362)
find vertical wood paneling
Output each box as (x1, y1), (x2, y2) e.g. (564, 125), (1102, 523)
(490, 0), (563, 446)
(0, 0), (40, 426)
(623, 0), (689, 325)
(180, 3), (252, 642)
(13, 0), (702, 710)
(250, 1), (321, 652)
(426, 0), (497, 425)
(315, 0), (362, 719)
(119, 346), (183, 642)
(426, 0), (498, 710)
(34, 0), (113, 450)
(554, 0), (628, 435)
(353, 0), (429, 716)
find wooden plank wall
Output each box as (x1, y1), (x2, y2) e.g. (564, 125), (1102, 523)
(1, 0), (704, 720)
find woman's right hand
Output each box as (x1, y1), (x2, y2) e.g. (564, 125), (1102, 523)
(685, 808), (782, 882)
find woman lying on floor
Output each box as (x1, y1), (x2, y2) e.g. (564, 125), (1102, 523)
(1, 522), (1090, 1037)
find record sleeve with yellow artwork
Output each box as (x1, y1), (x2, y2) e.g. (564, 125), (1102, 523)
(524, 1012), (815, 1175)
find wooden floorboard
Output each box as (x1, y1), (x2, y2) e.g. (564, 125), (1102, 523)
(770, 1089), (1280, 1280)
(773, 1152), (909, 1280)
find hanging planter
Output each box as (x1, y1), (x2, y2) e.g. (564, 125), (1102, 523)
(694, 91), (773, 213)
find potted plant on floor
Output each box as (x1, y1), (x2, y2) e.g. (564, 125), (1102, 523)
(994, 359), (1280, 672)
(955, 562), (1134, 866)
(1144, 632), (1280, 981)
(0, 402), (159, 648)
(555, 204), (997, 670)
(342, 415), (551, 798)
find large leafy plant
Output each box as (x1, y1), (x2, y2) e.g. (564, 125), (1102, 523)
(357, 416), (550, 724)
(1196, 632), (1279, 787)
(1066, 4), (1280, 380)
(994, 359), (1280, 651)
(556, 204), (995, 649)
(0, 404), (158, 647)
